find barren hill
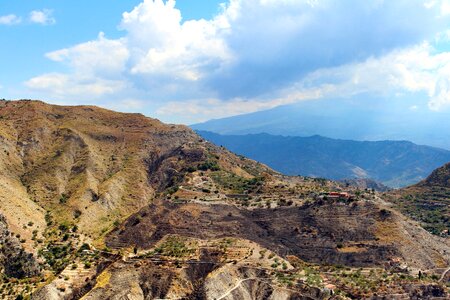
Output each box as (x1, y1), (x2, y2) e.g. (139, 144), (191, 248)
(0, 100), (448, 299)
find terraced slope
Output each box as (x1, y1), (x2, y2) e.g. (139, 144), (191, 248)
(389, 162), (450, 236)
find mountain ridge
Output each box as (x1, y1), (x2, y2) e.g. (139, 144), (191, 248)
(191, 97), (450, 150)
(196, 130), (450, 188)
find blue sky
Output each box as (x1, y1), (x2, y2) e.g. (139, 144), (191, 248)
(0, 1), (221, 98)
(1, 0), (450, 124)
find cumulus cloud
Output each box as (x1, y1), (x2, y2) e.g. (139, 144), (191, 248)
(0, 14), (21, 25)
(121, 0), (231, 81)
(297, 43), (450, 109)
(29, 9), (56, 25)
(25, 73), (126, 98)
(46, 33), (129, 78)
(24, 0), (450, 122)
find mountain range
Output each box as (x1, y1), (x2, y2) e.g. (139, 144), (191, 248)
(197, 131), (450, 188)
(192, 97), (450, 150)
(0, 100), (448, 299)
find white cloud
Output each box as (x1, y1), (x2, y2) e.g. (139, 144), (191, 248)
(29, 9), (55, 25)
(46, 33), (129, 78)
(23, 0), (450, 123)
(0, 14), (21, 25)
(25, 73), (126, 99)
(429, 78), (450, 110)
(121, 0), (231, 81)
(300, 43), (450, 109)
(159, 42), (450, 122)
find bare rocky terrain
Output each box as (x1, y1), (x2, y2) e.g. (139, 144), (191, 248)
(0, 100), (448, 299)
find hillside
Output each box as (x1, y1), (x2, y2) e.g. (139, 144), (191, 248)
(388, 162), (450, 236)
(196, 131), (450, 188)
(191, 97), (450, 150)
(0, 100), (448, 299)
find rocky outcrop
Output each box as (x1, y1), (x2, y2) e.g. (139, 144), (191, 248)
(0, 214), (40, 278)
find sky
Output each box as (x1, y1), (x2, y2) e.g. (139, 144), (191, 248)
(1, 0), (450, 124)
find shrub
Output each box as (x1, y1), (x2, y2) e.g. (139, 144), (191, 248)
(73, 210), (82, 218)
(59, 194), (68, 204)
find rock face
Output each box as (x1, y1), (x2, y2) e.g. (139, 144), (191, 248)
(0, 214), (40, 279)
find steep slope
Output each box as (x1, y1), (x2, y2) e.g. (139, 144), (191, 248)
(197, 131), (450, 188)
(389, 162), (450, 236)
(0, 99), (274, 298)
(0, 100), (448, 299)
(0, 214), (40, 279)
(422, 162), (450, 187)
(0, 100), (266, 242)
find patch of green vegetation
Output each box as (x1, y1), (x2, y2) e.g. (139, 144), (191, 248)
(392, 189), (450, 237)
(154, 236), (194, 258)
(275, 272), (296, 286)
(198, 160), (220, 171)
(304, 266), (323, 287)
(211, 171), (264, 193)
(166, 186), (179, 195)
(38, 243), (72, 273)
(59, 194), (69, 204)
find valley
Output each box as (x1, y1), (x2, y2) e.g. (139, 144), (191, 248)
(196, 131), (450, 188)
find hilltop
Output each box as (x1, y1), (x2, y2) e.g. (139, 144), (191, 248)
(421, 163), (450, 187)
(0, 100), (448, 299)
(388, 162), (450, 236)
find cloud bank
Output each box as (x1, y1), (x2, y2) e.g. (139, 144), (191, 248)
(24, 0), (450, 123)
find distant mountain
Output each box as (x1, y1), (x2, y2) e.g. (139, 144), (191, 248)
(197, 130), (450, 188)
(192, 96), (450, 149)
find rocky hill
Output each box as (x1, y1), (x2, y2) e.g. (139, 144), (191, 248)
(421, 162), (450, 187)
(0, 100), (448, 299)
(388, 162), (450, 237)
